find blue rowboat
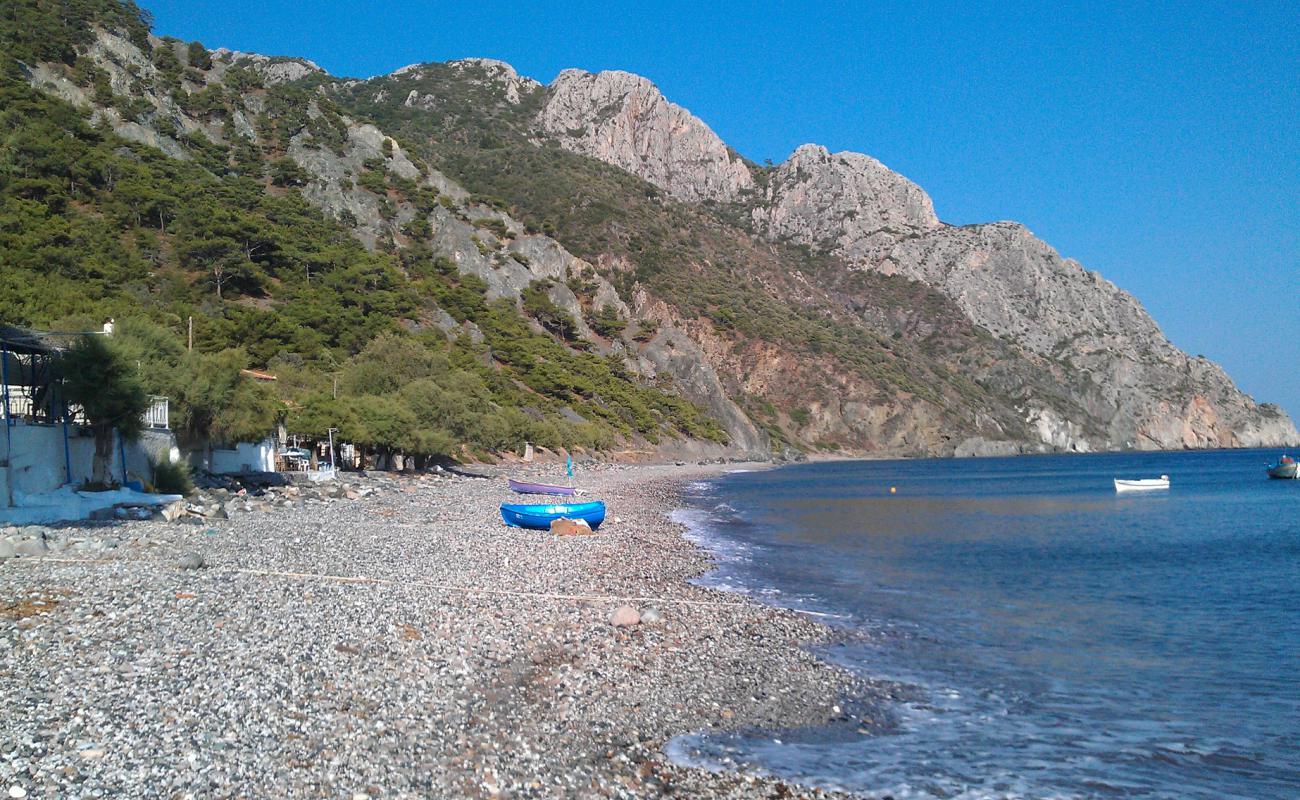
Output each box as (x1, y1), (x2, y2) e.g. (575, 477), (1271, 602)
(500, 500), (606, 530)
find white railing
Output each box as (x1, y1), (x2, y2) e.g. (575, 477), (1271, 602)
(144, 396), (169, 429)
(2, 388), (168, 429)
(4, 387), (35, 419)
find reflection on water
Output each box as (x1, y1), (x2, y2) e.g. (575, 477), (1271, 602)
(670, 450), (1300, 800)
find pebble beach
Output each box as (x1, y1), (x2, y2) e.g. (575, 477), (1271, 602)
(1, 462), (866, 798)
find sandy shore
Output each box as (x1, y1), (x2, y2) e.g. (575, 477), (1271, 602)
(1, 462), (867, 798)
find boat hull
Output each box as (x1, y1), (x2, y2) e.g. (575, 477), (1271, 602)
(1114, 478), (1170, 492)
(500, 501), (606, 530)
(1266, 461), (1298, 480)
(507, 478), (577, 496)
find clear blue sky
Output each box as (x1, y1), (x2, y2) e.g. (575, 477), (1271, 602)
(145, 1), (1299, 422)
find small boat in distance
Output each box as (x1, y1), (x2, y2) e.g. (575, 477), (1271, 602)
(1266, 455), (1298, 480)
(500, 501), (606, 530)
(507, 478), (577, 496)
(1114, 475), (1170, 492)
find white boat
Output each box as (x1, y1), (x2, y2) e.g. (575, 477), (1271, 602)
(1114, 475), (1169, 492)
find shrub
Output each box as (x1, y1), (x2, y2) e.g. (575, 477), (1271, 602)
(152, 458), (193, 495)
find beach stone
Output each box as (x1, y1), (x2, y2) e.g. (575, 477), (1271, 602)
(159, 500), (186, 522)
(8, 785), (27, 798)
(178, 551), (205, 570)
(114, 505), (151, 521)
(640, 607), (663, 624)
(551, 518), (594, 536)
(609, 606), (640, 627)
(13, 538), (47, 557)
(0, 540), (14, 560)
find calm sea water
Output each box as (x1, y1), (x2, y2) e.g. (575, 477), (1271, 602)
(667, 449), (1300, 799)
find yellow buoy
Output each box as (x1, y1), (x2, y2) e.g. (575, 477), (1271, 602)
(889, 486), (897, 494)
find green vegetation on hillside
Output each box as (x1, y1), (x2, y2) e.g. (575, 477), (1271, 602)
(338, 69), (1028, 414)
(0, 5), (724, 462)
(334, 63), (1116, 448)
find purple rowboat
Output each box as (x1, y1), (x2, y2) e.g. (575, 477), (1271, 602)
(507, 478), (577, 496)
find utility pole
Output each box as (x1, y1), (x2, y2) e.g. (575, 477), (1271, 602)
(327, 427), (337, 474)
(187, 316), (193, 351)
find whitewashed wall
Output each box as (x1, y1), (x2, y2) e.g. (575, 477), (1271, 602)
(208, 438), (277, 474)
(1, 420), (179, 501)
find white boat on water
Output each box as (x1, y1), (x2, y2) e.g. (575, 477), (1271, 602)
(1114, 475), (1170, 492)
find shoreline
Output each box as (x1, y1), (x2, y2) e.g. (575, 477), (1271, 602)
(1, 462), (869, 798)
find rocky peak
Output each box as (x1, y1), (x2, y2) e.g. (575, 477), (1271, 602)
(212, 50), (324, 85)
(752, 144), (941, 265)
(536, 69), (755, 203)
(443, 58), (541, 104)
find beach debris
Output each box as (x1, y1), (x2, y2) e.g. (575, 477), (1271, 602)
(113, 505), (153, 521)
(158, 499), (187, 522)
(609, 605), (640, 627)
(550, 517), (594, 536)
(177, 551), (205, 570)
(639, 607), (663, 625)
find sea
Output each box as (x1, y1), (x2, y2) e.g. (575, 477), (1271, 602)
(665, 449), (1300, 799)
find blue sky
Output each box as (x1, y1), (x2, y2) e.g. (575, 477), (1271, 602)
(146, 1), (1299, 422)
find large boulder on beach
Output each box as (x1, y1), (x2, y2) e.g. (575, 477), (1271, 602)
(0, 539), (15, 560)
(609, 605), (640, 627)
(551, 518), (594, 536)
(13, 537), (47, 557)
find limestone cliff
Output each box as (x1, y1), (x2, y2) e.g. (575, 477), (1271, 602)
(537, 69), (755, 204)
(752, 144), (941, 262)
(524, 67), (1298, 451)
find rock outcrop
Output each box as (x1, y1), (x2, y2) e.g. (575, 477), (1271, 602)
(752, 144), (941, 264)
(537, 69), (754, 203)
(395, 58), (541, 107)
(211, 50), (325, 85)
(526, 66), (1297, 450)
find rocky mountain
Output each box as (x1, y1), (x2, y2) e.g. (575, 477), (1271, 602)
(10, 2), (1295, 459)
(536, 69), (754, 204)
(523, 68), (1296, 451)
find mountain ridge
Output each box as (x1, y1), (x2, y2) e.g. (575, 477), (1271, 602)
(7, 3), (1295, 460)
(514, 63), (1296, 450)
